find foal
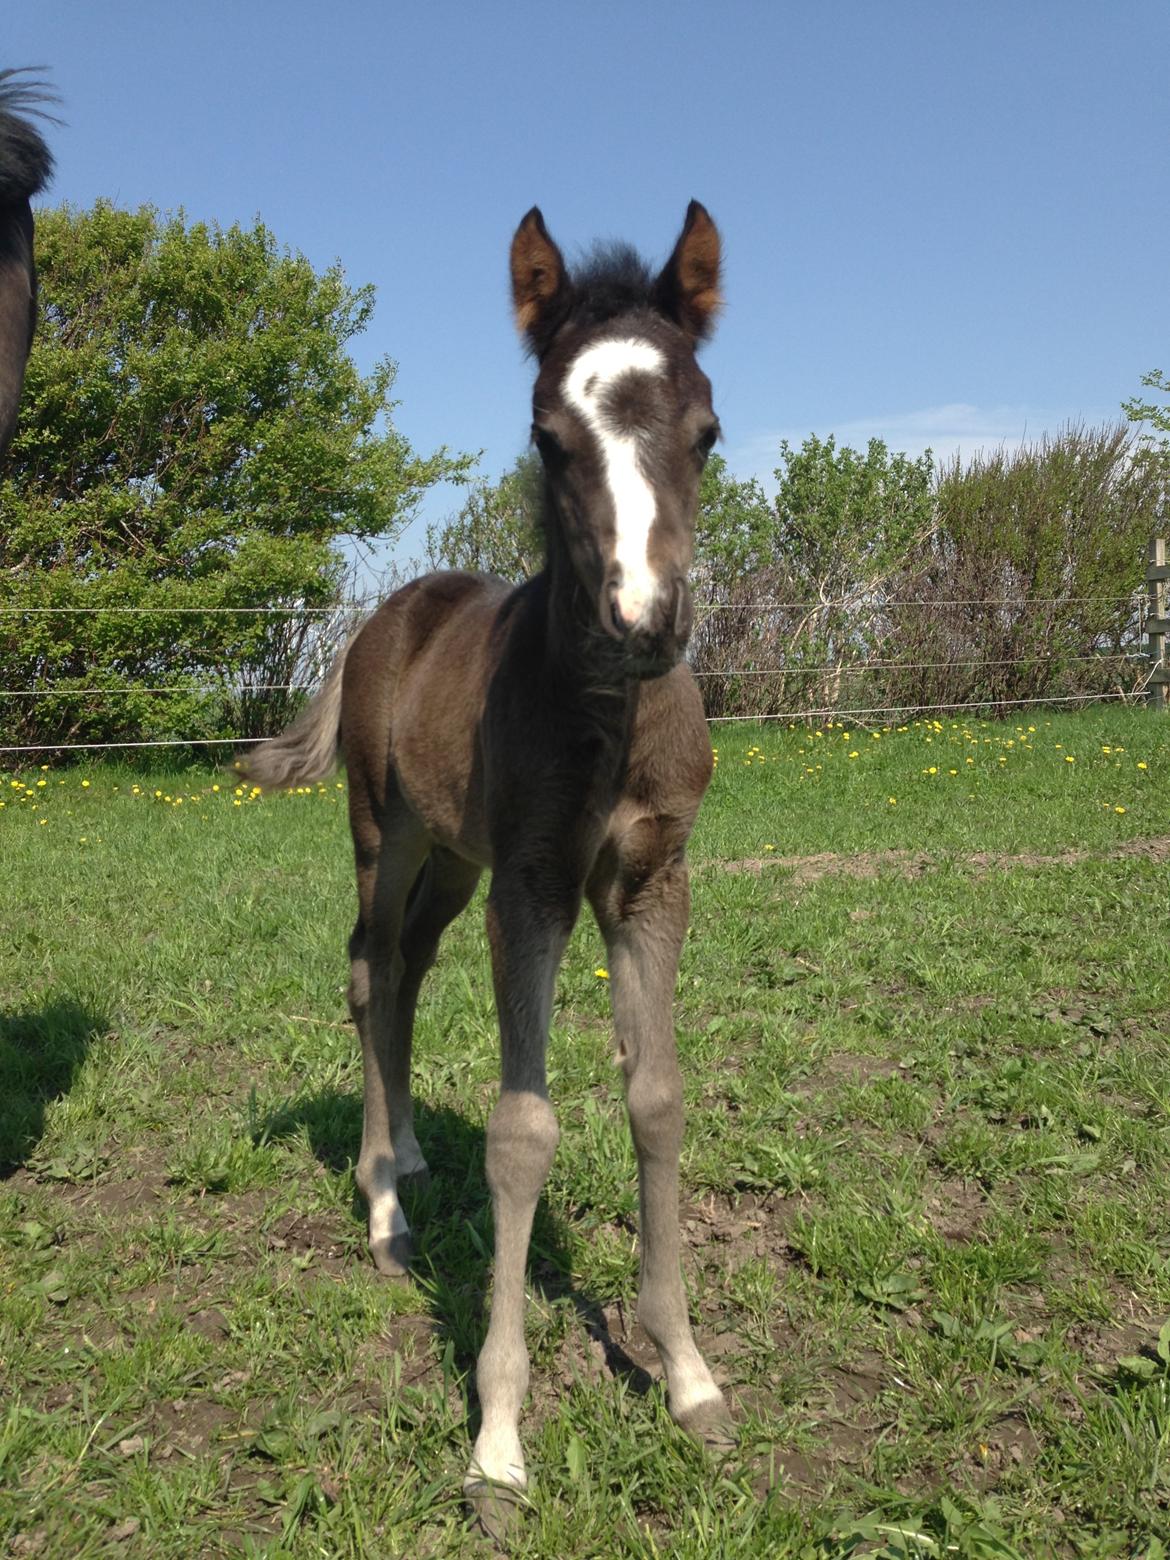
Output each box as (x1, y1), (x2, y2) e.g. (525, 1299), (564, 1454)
(244, 201), (732, 1527)
(0, 70), (54, 458)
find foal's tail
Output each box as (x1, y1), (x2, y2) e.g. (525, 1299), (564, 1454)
(238, 644), (350, 790)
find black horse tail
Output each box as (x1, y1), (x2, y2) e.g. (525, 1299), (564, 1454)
(0, 69), (55, 201)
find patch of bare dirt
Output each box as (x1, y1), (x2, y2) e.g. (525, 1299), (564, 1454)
(716, 835), (1170, 882)
(721, 850), (933, 883)
(149, 1396), (235, 1461)
(798, 1052), (902, 1091)
(1066, 1314), (1156, 1372)
(264, 1211), (354, 1269)
(926, 1178), (987, 1242)
(962, 1411), (1042, 1487)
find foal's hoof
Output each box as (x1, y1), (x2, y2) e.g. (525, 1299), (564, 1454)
(675, 1398), (738, 1457)
(369, 1231), (413, 1278)
(464, 1478), (526, 1548)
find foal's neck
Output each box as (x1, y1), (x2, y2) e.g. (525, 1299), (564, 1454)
(537, 509), (636, 737)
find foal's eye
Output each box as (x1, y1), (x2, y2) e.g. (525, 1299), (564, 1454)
(693, 425), (719, 464)
(533, 424), (567, 463)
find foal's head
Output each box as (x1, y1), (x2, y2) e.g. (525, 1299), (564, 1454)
(510, 202), (722, 678)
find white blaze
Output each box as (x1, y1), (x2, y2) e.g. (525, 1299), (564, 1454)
(563, 337), (665, 629)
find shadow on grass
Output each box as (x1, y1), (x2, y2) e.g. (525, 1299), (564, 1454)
(0, 998), (108, 1175)
(259, 1088), (655, 1402)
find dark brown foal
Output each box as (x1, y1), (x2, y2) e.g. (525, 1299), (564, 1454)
(243, 201), (731, 1532)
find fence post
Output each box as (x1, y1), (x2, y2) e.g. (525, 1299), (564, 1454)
(1149, 536), (1168, 710)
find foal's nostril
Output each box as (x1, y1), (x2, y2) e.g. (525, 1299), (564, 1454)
(605, 579), (628, 638)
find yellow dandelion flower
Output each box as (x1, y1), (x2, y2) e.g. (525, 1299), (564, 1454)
(81, 779), (90, 788)
(1114, 805), (1126, 814)
(1137, 761), (1148, 770)
(1065, 756), (1075, 764)
(594, 967), (609, 980)
(888, 796), (897, 805)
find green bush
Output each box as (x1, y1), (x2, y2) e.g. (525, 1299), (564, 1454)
(0, 202), (470, 753)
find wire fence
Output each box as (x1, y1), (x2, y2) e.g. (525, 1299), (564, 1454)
(0, 591), (1157, 758)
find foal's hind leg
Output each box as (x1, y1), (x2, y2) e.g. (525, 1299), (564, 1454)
(352, 842), (482, 1275)
(589, 844), (732, 1448)
(349, 817), (432, 1276)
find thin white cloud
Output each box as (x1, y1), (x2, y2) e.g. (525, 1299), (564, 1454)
(729, 402), (1122, 486)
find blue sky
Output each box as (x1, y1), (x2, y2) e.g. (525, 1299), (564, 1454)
(10, 2), (1169, 565)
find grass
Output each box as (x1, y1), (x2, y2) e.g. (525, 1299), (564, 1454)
(1, 705), (1168, 1557)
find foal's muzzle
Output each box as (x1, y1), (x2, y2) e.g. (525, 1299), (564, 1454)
(601, 575), (693, 678)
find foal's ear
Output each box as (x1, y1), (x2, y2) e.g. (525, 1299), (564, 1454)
(653, 200), (722, 344)
(510, 207), (571, 354)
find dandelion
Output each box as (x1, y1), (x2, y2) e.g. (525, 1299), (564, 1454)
(1065, 756), (1075, 764)
(888, 796), (897, 805)
(1114, 805), (1126, 814)
(81, 779), (90, 788)
(1137, 761), (1148, 770)
(594, 967), (609, 980)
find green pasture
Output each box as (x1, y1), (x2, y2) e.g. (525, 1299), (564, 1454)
(1, 706), (1168, 1557)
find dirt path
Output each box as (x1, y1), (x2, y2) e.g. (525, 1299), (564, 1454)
(716, 834), (1170, 883)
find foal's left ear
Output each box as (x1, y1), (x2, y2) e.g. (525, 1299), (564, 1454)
(510, 207), (571, 355)
(653, 200), (722, 344)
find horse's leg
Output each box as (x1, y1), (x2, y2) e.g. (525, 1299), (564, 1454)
(392, 844), (483, 1164)
(349, 810), (431, 1277)
(589, 846), (733, 1448)
(464, 874), (574, 1533)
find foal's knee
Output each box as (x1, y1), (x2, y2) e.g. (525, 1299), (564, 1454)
(485, 1092), (559, 1203)
(626, 1063), (684, 1158)
(347, 944), (370, 1023)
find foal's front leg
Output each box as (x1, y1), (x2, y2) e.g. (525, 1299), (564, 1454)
(591, 853), (732, 1446)
(464, 878), (571, 1532)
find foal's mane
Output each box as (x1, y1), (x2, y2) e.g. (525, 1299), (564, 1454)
(566, 242), (658, 331)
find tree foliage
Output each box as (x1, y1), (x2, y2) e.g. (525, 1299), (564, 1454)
(425, 450), (544, 582)
(1123, 368), (1170, 443)
(426, 427), (1158, 721)
(1, 202), (471, 749)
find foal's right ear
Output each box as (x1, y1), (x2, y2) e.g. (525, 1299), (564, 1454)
(510, 207), (571, 355)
